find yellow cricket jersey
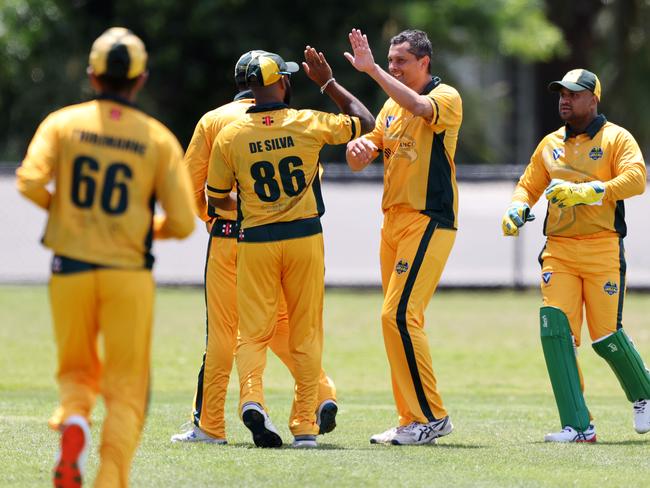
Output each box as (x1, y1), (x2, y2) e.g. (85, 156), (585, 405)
(512, 115), (646, 238)
(207, 102), (360, 241)
(184, 95), (253, 222)
(16, 95), (196, 269)
(365, 78), (462, 229)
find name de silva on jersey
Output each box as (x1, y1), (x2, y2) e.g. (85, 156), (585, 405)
(248, 136), (295, 153)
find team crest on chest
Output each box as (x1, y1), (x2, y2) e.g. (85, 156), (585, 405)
(603, 281), (618, 295)
(386, 115), (396, 128)
(395, 259), (409, 275)
(552, 148), (564, 161)
(589, 147), (603, 160)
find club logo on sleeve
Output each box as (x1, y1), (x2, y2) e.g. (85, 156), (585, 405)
(589, 147), (603, 160)
(552, 148), (564, 161)
(386, 115), (396, 128)
(396, 259), (409, 275)
(603, 281), (618, 295)
(542, 272), (552, 284)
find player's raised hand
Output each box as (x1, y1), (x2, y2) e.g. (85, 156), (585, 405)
(302, 46), (333, 87)
(344, 28), (376, 74)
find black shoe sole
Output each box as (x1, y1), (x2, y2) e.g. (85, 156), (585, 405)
(242, 410), (282, 448)
(318, 403), (338, 435)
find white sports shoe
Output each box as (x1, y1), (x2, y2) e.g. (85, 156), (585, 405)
(170, 423), (227, 444)
(53, 415), (91, 488)
(292, 435), (317, 448)
(390, 416), (453, 446)
(544, 424), (596, 443)
(633, 399), (650, 434)
(241, 402), (282, 448)
(370, 426), (400, 444)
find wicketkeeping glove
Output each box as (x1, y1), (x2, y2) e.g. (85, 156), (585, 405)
(544, 179), (605, 208)
(502, 202), (535, 236)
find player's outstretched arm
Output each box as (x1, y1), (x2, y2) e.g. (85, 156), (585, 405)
(344, 28), (432, 120)
(302, 45), (375, 134)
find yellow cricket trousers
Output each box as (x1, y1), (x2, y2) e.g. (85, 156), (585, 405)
(540, 235), (625, 346)
(49, 265), (154, 488)
(236, 230), (325, 436)
(380, 208), (456, 425)
(194, 225), (333, 438)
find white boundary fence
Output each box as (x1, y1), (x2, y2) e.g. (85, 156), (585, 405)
(3, 166), (650, 288)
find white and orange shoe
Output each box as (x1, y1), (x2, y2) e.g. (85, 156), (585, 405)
(53, 415), (90, 488)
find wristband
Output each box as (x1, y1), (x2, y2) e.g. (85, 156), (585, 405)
(320, 78), (335, 94)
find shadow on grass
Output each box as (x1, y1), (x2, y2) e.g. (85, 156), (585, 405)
(222, 442), (486, 450)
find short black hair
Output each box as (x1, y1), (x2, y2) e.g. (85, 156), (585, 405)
(390, 29), (433, 72)
(95, 74), (139, 94)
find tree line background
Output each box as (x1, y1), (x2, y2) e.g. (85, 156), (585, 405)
(2, 0), (649, 165)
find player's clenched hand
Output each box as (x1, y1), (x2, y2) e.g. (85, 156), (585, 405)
(502, 202), (535, 236)
(302, 46), (333, 87)
(545, 179), (605, 208)
(344, 28), (376, 74)
(346, 137), (378, 171)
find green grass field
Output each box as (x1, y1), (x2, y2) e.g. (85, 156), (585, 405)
(1, 286), (650, 487)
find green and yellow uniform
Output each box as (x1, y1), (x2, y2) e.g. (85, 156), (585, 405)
(512, 114), (646, 342)
(183, 95), (336, 439)
(17, 95), (195, 487)
(207, 102), (359, 436)
(364, 78), (462, 425)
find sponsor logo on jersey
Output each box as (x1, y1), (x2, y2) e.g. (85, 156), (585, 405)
(384, 147), (393, 159)
(262, 116), (274, 126)
(604, 281), (618, 295)
(395, 259), (409, 275)
(589, 147), (603, 160)
(552, 148), (564, 160)
(542, 272), (552, 284)
(386, 115), (396, 128)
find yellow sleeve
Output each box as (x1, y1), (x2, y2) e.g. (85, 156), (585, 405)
(427, 85), (462, 130)
(16, 113), (59, 209)
(364, 103), (387, 149)
(312, 111), (361, 146)
(206, 134), (235, 199)
(603, 130), (646, 201)
(511, 139), (550, 206)
(153, 135), (196, 239)
(183, 116), (213, 222)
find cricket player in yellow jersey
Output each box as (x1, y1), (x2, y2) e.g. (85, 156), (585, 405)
(16, 28), (195, 487)
(171, 51), (337, 445)
(344, 28), (461, 446)
(502, 69), (650, 442)
(207, 48), (374, 448)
